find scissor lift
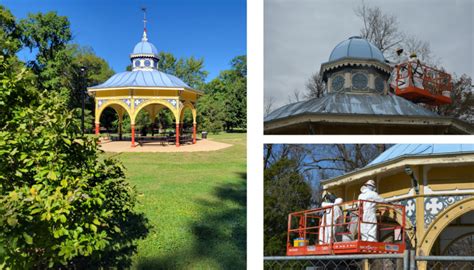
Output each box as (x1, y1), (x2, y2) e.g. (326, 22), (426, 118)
(393, 62), (452, 106)
(287, 200), (406, 256)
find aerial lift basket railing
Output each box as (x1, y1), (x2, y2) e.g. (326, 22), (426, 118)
(393, 62), (452, 106)
(287, 200), (406, 256)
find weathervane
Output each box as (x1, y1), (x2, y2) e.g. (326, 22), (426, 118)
(141, 7), (148, 41)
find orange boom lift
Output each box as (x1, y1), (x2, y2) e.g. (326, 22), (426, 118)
(392, 61), (452, 106)
(287, 200), (406, 256)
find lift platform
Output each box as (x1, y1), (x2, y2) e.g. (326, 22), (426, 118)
(392, 61), (452, 106)
(287, 200), (406, 256)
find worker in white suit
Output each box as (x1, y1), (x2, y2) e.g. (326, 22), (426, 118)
(409, 53), (424, 89)
(390, 48), (409, 90)
(358, 180), (386, 242)
(318, 192), (343, 244)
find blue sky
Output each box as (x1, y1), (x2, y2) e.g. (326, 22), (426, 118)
(4, 0), (247, 81)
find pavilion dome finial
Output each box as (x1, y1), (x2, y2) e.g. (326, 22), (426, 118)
(130, 7), (159, 71)
(141, 7), (148, 42)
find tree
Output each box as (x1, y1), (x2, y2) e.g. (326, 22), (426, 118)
(0, 5), (22, 57)
(305, 72), (326, 99)
(203, 55), (247, 131)
(264, 158), (312, 256)
(435, 74), (473, 122)
(157, 52), (208, 89)
(19, 11), (73, 103)
(65, 45), (114, 110)
(19, 11), (72, 62)
(264, 96), (275, 117)
(197, 93), (226, 134)
(355, 1), (403, 54)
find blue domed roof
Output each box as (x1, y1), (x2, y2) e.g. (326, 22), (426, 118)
(329, 36), (385, 63)
(368, 144), (474, 166)
(90, 70), (191, 89)
(132, 40), (158, 55)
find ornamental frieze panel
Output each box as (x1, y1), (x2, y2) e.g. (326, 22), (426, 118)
(166, 99), (178, 108)
(122, 98), (131, 107)
(424, 195), (471, 228)
(396, 198), (416, 227)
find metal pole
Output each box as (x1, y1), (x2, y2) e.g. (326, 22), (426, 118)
(409, 250), (416, 270)
(403, 250), (409, 270)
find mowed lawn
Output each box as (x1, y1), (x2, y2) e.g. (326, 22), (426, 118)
(108, 133), (246, 269)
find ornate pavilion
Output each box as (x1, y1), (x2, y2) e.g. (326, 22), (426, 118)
(88, 20), (202, 147)
(264, 36), (474, 134)
(322, 144), (474, 268)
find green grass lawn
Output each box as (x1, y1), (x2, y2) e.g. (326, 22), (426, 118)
(109, 133), (247, 269)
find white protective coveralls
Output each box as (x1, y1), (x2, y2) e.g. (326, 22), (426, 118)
(358, 185), (385, 242)
(389, 52), (409, 90)
(318, 198), (343, 244)
(409, 56), (424, 89)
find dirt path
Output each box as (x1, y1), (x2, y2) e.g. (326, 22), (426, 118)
(99, 139), (232, 153)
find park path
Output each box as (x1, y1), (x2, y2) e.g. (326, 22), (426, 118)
(99, 139), (232, 153)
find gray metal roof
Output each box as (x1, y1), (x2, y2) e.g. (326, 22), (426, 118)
(264, 92), (438, 122)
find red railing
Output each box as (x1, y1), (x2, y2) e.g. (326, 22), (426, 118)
(287, 200), (406, 256)
(393, 61), (452, 105)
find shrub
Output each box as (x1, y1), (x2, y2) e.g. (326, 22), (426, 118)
(0, 55), (149, 269)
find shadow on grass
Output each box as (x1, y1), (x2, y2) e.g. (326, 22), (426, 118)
(225, 129), (247, 134)
(135, 172), (246, 269)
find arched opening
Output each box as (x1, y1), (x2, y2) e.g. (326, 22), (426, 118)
(134, 104), (177, 143)
(179, 102), (197, 144)
(431, 210), (474, 256)
(132, 101), (185, 147)
(96, 102), (130, 141)
(419, 197), (474, 256)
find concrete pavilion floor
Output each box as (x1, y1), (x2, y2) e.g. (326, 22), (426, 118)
(99, 139), (232, 153)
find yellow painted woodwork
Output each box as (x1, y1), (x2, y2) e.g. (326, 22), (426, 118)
(427, 165), (474, 191)
(89, 86), (199, 126)
(377, 172), (412, 198)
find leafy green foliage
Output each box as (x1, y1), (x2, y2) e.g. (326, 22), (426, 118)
(0, 27), (149, 270)
(0, 5), (22, 56)
(65, 45), (114, 110)
(264, 158), (312, 256)
(199, 55), (247, 132)
(19, 11), (71, 63)
(197, 93), (226, 134)
(157, 52), (208, 90)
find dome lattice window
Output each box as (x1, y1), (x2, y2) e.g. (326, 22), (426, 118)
(375, 76), (385, 92)
(331, 75), (345, 91)
(134, 60), (141, 67)
(144, 60), (151, 67)
(352, 73), (368, 90)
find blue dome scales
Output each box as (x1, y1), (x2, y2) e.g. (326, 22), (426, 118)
(90, 70), (191, 89)
(132, 40), (158, 55)
(329, 36), (385, 63)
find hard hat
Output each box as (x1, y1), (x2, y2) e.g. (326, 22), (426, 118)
(364, 179), (376, 188)
(410, 52), (417, 58)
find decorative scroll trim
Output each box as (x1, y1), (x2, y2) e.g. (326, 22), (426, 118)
(424, 195), (472, 228)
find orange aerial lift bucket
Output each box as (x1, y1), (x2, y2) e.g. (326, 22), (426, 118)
(393, 62), (452, 106)
(286, 200), (406, 256)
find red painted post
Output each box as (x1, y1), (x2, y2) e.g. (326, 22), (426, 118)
(175, 123), (180, 147)
(95, 123), (100, 135)
(192, 123), (197, 144)
(131, 124), (136, 147)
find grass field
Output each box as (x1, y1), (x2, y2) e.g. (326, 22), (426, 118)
(109, 132), (247, 269)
